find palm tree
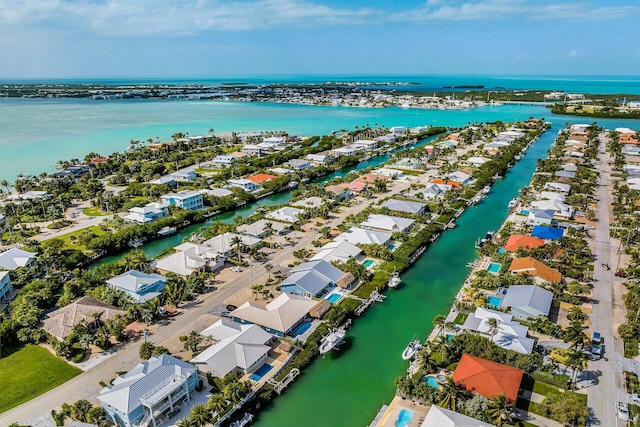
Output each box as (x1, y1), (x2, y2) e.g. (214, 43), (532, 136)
(264, 221), (274, 248)
(433, 315), (447, 337)
(487, 317), (501, 342)
(566, 349), (588, 387)
(184, 330), (203, 353)
(250, 284), (263, 300)
(223, 378), (246, 404)
(176, 418), (193, 427)
(231, 236), (243, 263)
(437, 377), (467, 411)
(188, 403), (211, 427)
(264, 263), (273, 280)
(164, 278), (186, 308)
(433, 335), (454, 364)
(564, 321), (589, 349)
(79, 333), (93, 350)
(486, 394), (514, 426)
(207, 394), (227, 418)
(567, 306), (588, 324)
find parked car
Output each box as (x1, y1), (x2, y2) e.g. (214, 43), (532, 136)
(601, 263), (610, 270)
(230, 266), (242, 272)
(617, 402), (630, 421)
(592, 331), (602, 344)
(534, 344), (548, 355)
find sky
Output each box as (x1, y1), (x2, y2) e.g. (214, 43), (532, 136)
(1, 0), (639, 79)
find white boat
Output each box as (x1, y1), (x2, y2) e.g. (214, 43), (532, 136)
(157, 226), (177, 236)
(402, 339), (422, 360)
(388, 271), (401, 288)
(319, 327), (346, 354)
(508, 198), (518, 209)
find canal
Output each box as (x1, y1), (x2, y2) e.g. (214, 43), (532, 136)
(250, 123), (560, 427)
(92, 136), (438, 266)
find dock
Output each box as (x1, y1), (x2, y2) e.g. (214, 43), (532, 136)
(355, 289), (385, 316)
(408, 246), (426, 264)
(268, 367), (300, 394)
(367, 404), (389, 427)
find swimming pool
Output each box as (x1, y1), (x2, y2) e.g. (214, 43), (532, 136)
(423, 376), (441, 388)
(363, 259), (375, 268)
(486, 262), (501, 274)
(249, 363), (273, 382)
(326, 293), (341, 304)
(293, 321), (311, 336)
(437, 375), (446, 381)
(487, 295), (503, 308)
(387, 244), (396, 251)
(395, 409), (414, 427)
(520, 209), (530, 215)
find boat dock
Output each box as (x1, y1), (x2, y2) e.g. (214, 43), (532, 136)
(354, 289), (385, 316)
(367, 404), (389, 427)
(408, 246), (426, 264)
(268, 368), (300, 394)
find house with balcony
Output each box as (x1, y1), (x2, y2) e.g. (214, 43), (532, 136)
(106, 270), (167, 303)
(160, 190), (204, 211)
(212, 155), (236, 168)
(228, 179), (259, 193)
(0, 247), (37, 271)
(124, 203), (169, 224)
(151, 243), (224, 277)
(0, 271), (14, 306)
(98, 354), (198, 427)
(169, 169), (197, 182)
(231, 293), (316, 337)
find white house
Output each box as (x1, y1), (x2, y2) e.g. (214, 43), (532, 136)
(98, 354), (198, 427)
(501, 285), (554, 320)
(467, 156), (490, 167)
(228, 179), (259, 192)
(447, 171), (472, 185)
(287, 159), (312, 170)
(237, 220), (289, 238)
(531, 200), (574, 219)
(422, 406), (494, 427)
(280, 260), (350, 298)
(372, 168), (404, 179)
(201, 188), (234, 198)
(306, 154), (330, 165)
(538, 191), (566, 202)
(335, 227), (392, 246)
(241, 144), (265, 157)
(353, 140), (378, 151)
(124, 202), (168, 224)
(9, 190), (50, 202)
(461, 307), (534, 354)
(106, 270), (167, 303)
(152, 243), (224, 276)
(360, 214), (414, 233)
(544, 182), (571, 193)
(170, 169), (198, 182)
(212, 155), (236, 168)
(263, 136), (286, 145)
(149, 175), (176, 186)
(202, 232), (261, 258)
(390, 126), (406, 136)
(0, 271), (14, 304)
(0, 247), (37, 270)
(266, 206), (305, 223)
(310, 240), (363, 264)
(381, 199), (426, 215)
(292, 196), (324, 210)
(192, 320), (274, 378)
(527, 209), (555, 226)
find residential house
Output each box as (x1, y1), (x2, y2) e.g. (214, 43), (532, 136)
(555, 170), (576, 179)
(372, 168), (403, 179)
(263, 136), (286, 145)
(324, 183), (352, 200)
(421, 405), (494, 427)
(446, 171), (472, 185)
(530, 199), (574, 219)
(624, 165), (640, 176)
(124, 202), (168, 224)
(544, 182), (571, 193)
(306, 153), (330, 165)
(292, 196), (324, 210)
(390, 126), (406, 136)
(431, 179), (462, 190)
(280, 260), (353, 298)
(287, 159), (312, 170)
(236, 220), (289, 239)
(106, 270), (167, 303)
(310, 240), (363, 264)
(531, 225), (564, 241)
(151, 243), (223, 277)
(247, 174), (277, 184)
(42, 296), (125, 340)
(170, 169), (197, 182)
(509, 256), (562, 284)
(201, 188), (234, 198)
(149, 176), (176, 186)
(335, 227), (392, 246)
(269, 167), (293, 175)
(453, 354), (523, 402)
(266, 206), (305, 223)
(353, 140), (378, 151)
(9, 190), (50, 202)
(538, 191), (566, 202)
(461, 307), (535, 354)
(330, 145), (363, 156)
(202, 232), (261, 258)
(527, 208), (555, 226)
(501, 285), (554, 320)
(0, 247), (37, 270)
(192, 320), (274, 378)
(345, 180), (369, 193)
(0, 271), (14, 305)
(415, 183), (447, 200)
(160, 190), (204, 211)
(381, 199), (426, 215)
(228, 178), (259, 192)
(241, 144), (265, 157)
(360, 214), (414, 233)
(623, 146), (640, 156)
(212, 155), (236, 168)
(98, 354), (198, 427)
(503, 235), (545, 252)
(467, 156), (490, 167)
(231, 293), (317, 337)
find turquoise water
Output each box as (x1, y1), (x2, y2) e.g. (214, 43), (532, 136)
(363, 259), (375, 268)
(423, 376), (440, 388)
(487, 296), (503, 308)
(326, 294), (341, 304)
(395, 409), (414, 427)
(250, 364), (274, 382)
(487, 262), (502, 273)
(520, 209), (530, 215)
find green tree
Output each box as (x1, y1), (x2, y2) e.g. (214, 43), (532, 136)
(207, 393), (227, 418)
(437, 377), (468, 412)
(231, 236), (243, 263)
(188, 403), (212, 427)
(184, 330), (203, 353)
(139, 341), (156, 359)
(486, 394), (514, 426)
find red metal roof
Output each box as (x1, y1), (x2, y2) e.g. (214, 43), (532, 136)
(453, 354), (524, 402)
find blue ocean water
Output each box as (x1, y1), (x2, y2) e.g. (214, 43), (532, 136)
(1, 74), (640, 182)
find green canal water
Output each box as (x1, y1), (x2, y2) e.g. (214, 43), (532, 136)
(251, 125), (560, 427)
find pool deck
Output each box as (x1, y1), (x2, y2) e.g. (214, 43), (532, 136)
(375, 396), (429, 427)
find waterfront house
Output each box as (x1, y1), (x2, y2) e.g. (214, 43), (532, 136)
(623, 145), (640, 156)
(306, 153), (330, 165)
(422, 405), (494, 427)
(266, 206), (305, 224)
(9, 190), (50, 202)
(237, 219), (289, 238)
(263, 135), (286, 145)
(149, 175), (176, 187)
(42, 296), (125, 340)
(453, 354), (523, 402)
(0, 247), (37, 270)
(124, 202), (168, 224)
(241, 144), (265, 157)
(287, 159), (312, 170)
(0, 271), (14, 305)
(624, 165), (640, 176)
(509, 256), (562, 284)
(331, 145), (363, 156)
(446, 171), (472, 185)
(390, 126), (406, 136)
(310, 240), (363, 264)
(280, 260), (353, 298)
(106, 270), (167, 303)
(292, 196), (325, 210)
(503, 235), (545, 252)
(151, 242), (223, 277)
(544, 182), (571, 193)
(200, 188), (234, 198)
(352, 140), (378, 151)
(231, 293), (317, 337)
(269, 167), (293, 175)
(381, 199), (426, 215)
(202, 232), (261, 258)
(160, 190), (204, 211)
(431, 179), (462, 190)
(538, 191), (566, 202)
(170, 168), (197, 182)
(360, 214), (414, 233)
(501, 285), (554, 320)
(555, 170), (576, 179)
(98, 354), (198, 427)
(212, 155), (236, 168)
(356, 173), (389, 185)
(416, 183), (446, 200)
(527, 208), (555, 226)
(346, 180), (368, 193)
(192, 320), (274, 378)
(335, 227), (392, 246)
(372, 168), (403, 179)
(228, 178), (260, 192)
(530, 199), (574, 219)
(324, 183), (352, 200)
(466, 156), (490, 167)
(461, 307), (535, 354)
(247, 173), (278, 184)
(531, 225), (564, 241)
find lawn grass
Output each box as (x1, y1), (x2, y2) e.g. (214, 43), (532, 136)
(453, 312), (468, 325)
(55, 225), (106, 252)
(82, 206), (108, 216)
(389, 168), (424, 176)
(0, 345), (81, 413)
(533, 381), (561, 396)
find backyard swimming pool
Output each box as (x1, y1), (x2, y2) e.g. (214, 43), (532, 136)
(293, 321), (311, 336)
(395, 409), (414, 427)
(423, 376), (441, 388)
(487, 295), (503, 308)
(250, 363), (273, 382)
(326, 293), (341, 304)
(487, 262), (501, 274)
(363, 259), (375, 268)
(520, 209), (530, 215)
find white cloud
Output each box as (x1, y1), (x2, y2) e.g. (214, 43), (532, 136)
(568, 50), (579, 58)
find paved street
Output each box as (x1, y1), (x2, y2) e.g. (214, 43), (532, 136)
(586, 133), (620, 426)
(0, 181), (410, 426)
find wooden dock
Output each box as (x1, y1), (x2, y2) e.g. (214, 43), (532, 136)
(355, 290), (385, 316)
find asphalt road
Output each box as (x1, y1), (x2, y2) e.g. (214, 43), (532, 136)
(586, 133), (619, 427)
